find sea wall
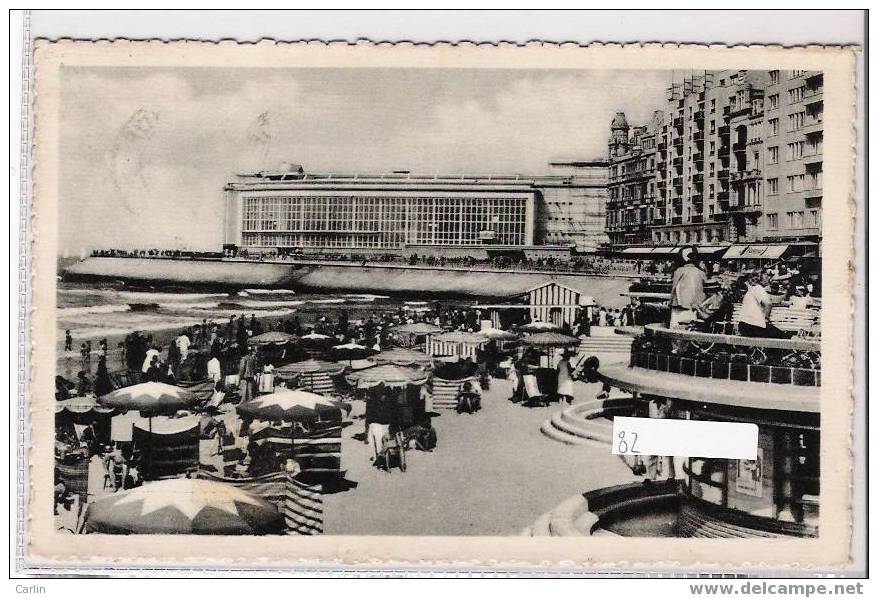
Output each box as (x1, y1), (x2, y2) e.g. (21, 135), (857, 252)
(65, 257), (296, 287)
(63, 257), (632, 306)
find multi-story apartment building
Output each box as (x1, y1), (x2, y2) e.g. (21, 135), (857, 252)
(761, 69), (823, 243)
(608, 70), (823, 249)
(606, 111), (663, 248)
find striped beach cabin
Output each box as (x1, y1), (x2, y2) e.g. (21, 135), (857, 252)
(480, 280), (596, 330)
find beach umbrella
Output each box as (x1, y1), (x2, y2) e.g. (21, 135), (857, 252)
(522, 332), (580, 367)
(522, 332), (580, 348)
(299, 331), (338, 352)
(56, 395), (116, 415)
(236, 389), (350, 463)
(84, 478), (285, 535)
(97, 382), (198, 416)
(248, 331), (296, 346)
(519, 321), (561, 333)
(370, 348), (433, 367)
(236, 388), (351, 423)
(275, 359), (346, 377)
(477, 327), (518, 341)
(97, 382), (199, 478)
(330, 341), (376, 365)
(275, 359), (346, 393)
(345, 364), (430, 389)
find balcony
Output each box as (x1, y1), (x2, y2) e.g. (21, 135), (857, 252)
(804, 188), (823, 200)
(728, 168), (762, 183)
(718, 124), (730, 136)
(717, 190), (729, 201)
(801, 118), (823, 134)
(694, 109), (705, 121)
(673, 116), (684, 129)
(691, 214), (704, 224)
(732, 141), (747, 153)
(671, 216), (683, 225)
(672, 176), (683, 188)
(725, 201), (762, 215)
(657, 142), (667, 153)
(803, 154), (822, 166)
(692, 194), (704, 205)
(718, 146), (730, 159)
(717, 168), (730, 181)
(692, 173), (704, 185)
(672, 156), (683, 167)
(672, 137), (683, 149)
(693, 153), (704, 165)
(802, 86), (822, 101)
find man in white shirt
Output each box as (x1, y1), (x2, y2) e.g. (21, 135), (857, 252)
(141, 347), (161, 374)
(207, 355), (222, 383)
(176, 333), (191, 361)
(738, 272), (791, 339)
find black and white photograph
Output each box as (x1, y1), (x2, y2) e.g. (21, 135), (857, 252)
(26, 38), (857, 569)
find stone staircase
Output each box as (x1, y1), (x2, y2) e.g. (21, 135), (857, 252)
(539, 396), (636, 447)
(577, 330), (634, 365)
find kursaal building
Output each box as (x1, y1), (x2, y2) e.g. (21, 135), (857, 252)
(222, 160), (609, 254)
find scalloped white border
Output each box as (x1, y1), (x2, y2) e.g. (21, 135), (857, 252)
(20, 37), (860, 574)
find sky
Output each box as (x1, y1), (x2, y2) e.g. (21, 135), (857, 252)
(59, 67), (670, 253)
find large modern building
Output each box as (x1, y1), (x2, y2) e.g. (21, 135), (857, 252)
(223, 160), (609, 255)
(607, 69), (823, 249)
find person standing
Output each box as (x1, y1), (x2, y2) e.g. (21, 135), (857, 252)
(556, 352), (574, 404)
(176, 331), (191, 362)
(237, 346), (258, 402)
(141, 346), (160, 374)
(668, 246), (707, 328)
(207, 353), (222, 384)
(64, 330), (73, 352)
(738, 271), (791, 339)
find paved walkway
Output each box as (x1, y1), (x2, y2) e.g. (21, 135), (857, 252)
(322, 379), (637, 536)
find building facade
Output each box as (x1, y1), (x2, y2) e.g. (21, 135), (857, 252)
(606, 69), (823, 249)
(605, 111), (663, 248)
(224, 161), (608, 253)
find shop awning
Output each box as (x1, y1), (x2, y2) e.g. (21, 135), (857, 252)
(723, 244), (789, 260)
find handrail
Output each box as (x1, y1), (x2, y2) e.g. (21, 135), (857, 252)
(642, 323), (820, 352)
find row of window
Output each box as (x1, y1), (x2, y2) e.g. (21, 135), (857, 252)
(765, 210), (821, 230)
(765, 171), (822, 195)
(239, 195), (530, 248)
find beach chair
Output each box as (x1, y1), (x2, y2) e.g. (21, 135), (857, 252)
(377, 431), (407, 473)
(521, 374), (548, 407)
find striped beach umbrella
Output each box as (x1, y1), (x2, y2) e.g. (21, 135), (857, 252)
(275, 359), (346, 377)
(477, 327), (518, 341)
(84, 478), (285, 535)
(345, 364), (430, 389)
(236, 389), (350, 423)
(522, 332), (580, 348)
(248, 331), (296, 346)
(369, 348), (433, 367)
(519, 321), (561, 333)
(97, 382), (198, 416)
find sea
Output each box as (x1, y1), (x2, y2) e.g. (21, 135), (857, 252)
(56, 281), (440, 349)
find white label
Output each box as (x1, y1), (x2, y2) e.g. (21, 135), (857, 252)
(611, 417), (758, 460)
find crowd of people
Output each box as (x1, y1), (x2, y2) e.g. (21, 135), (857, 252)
(668, 247), (819, 339)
